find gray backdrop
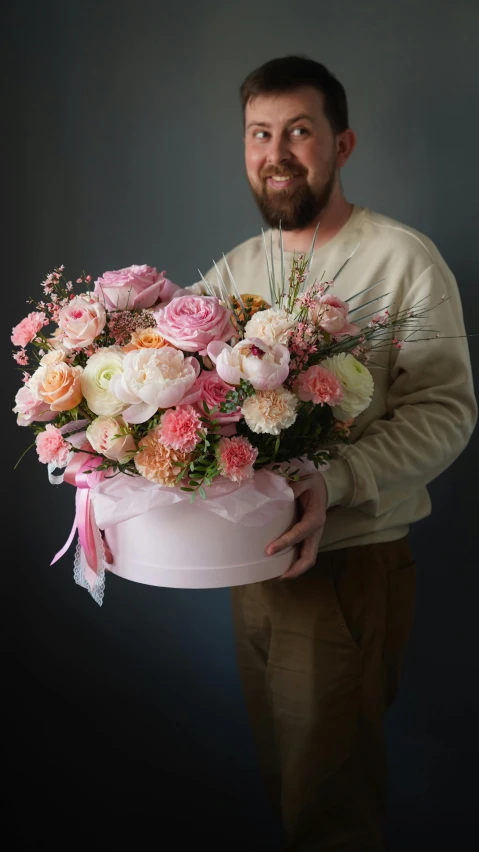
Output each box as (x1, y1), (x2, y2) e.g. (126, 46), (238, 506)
(4, 1), (478, 849)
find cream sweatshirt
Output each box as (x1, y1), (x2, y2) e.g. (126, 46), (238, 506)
(195, 206), (477, 551)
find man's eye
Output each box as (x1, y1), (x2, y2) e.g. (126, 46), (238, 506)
(254, 130), (269, 140)
(291, 127), (308, 137)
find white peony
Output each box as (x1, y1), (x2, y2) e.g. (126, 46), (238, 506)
(321, 353), (374, 419)
(241, 386), (298, 435)
(108, 346), (200, 424)
(81, 347), (127, 416)
(244, 308), (295, 346)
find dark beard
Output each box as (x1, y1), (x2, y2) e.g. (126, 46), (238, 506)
(250, 167), (336, 230)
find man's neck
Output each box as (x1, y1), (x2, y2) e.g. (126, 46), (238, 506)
(280, 196), (354, 254)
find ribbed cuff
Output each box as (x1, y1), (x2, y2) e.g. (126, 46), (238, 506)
(321, 456), (355, 509)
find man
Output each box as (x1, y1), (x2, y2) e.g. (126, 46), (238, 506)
(198, 56), (477, 850)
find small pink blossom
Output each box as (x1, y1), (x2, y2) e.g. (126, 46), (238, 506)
(159, 405), (202, 452)
(309, 294), (360, 336)
(216, 436), (258, 482)
(296, 365), (345, 406)
(11, 312), (46, 347)
(35, 425), (71, 467)
(13, 348), (29, 366)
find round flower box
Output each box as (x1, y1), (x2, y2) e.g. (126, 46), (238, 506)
(92, 470), (298, 589)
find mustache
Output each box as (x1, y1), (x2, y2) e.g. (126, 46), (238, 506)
(260, 165), (307, 179)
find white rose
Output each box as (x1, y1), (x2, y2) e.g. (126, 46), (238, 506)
(86, 416), (136, 463)
(244, 308), (295, 346)
(321, 353), (374, 419)
(241, 386), (298, 435)
(81, 347), (126, 415)
(108, 346), (200, 424)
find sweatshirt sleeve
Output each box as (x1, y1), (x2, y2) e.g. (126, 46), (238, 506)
(321, 262), (477, 515)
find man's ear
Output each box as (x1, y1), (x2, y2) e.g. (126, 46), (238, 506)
(336, 128), (356, 168)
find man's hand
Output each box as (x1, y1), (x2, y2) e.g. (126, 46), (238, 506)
(266, 473), (328, 580)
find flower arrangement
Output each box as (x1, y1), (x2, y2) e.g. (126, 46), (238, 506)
(12, 243), (429, 497)
(11, 240), (436, 603)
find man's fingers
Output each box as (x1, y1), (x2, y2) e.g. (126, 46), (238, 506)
(266, 516), (323, 556)
(280, 533), (321, 580)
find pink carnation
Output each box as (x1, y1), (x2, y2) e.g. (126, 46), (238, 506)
(296, 365), (345, 406)
(159, 405), (202, 452)
(216, 435), (258, 482)
(11, 312), (46, 347)
(35, 424), (71, 467)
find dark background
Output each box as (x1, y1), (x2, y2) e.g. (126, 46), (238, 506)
(4, 1), (478, 849)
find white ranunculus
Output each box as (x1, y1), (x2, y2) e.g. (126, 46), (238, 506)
(108, 346), (200, 424)
(81, 347), (127, 416)
(321, 353), (374, 419)
(244, 308), (295, 346)
(86, 416), (136, 463)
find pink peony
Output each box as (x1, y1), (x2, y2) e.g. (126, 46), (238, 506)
(159, 405), (202, 452)
(13, 385), (56, 426)
(94, 264), (179, 311)
(35, 424), (71, 467)
(296, 365), (345, 406)
(216, 436), (258, 482)
(58, 296), (107, 350)
(11, 312), (46, 347)
(207, 337), (290, 391)
(155, 295), (234, 356)
(310, 294), (360, 336)
(190, 370), (241, 423)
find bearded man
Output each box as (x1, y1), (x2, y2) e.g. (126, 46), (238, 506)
(198, 56), (476, 851)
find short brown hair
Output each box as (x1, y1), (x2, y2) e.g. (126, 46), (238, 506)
(240, 55), (349, 135)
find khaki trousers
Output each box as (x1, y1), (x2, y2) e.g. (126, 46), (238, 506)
(230, 537), (416, 851)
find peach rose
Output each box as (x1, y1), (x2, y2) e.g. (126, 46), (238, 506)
(123, 327), (169, 352)
(35, 362), (84, 411)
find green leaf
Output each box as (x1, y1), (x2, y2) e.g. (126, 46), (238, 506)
(199, 486), (207, 499)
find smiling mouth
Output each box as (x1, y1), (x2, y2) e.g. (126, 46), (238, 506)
(265, 174), (301, 189)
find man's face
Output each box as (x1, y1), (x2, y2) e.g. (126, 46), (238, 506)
(244, 86), (339, 230)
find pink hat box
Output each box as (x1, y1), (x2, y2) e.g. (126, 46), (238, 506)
(103, 497), (298, 589)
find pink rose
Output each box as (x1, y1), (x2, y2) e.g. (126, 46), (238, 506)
(158, 406), (202, 452)
(296, 364), (345, 406)
(35, 424), (71, 467)
(13, 385), (56, 426)
(11, 312), (47, 347)
(58, 296), (107, 350)
(216, 436), (258, 482)
(94, 264), (179, 310)
(310, 294), (360, 336)
(207, 337), (290, 391)
(154, 295), (234, 356)
(190, 370), (241, 423)
(86, 415), (136, 463)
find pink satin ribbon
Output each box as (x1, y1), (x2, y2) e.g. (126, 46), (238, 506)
(51, 445), (105, 588)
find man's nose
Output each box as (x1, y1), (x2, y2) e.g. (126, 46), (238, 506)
(266, 134), (291, 165)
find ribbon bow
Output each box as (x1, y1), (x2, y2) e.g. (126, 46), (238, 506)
(50, 445), (105, 592)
